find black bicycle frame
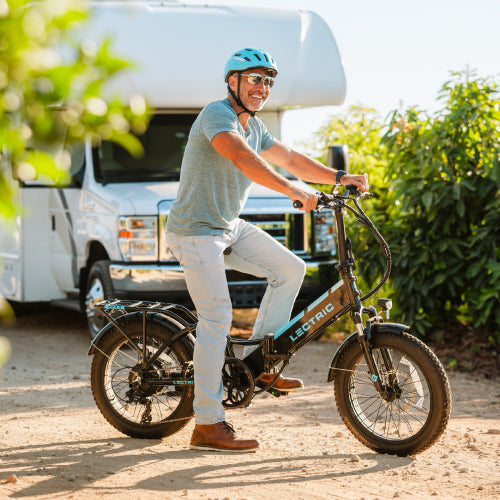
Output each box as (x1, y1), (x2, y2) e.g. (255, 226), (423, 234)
(92, 190), (387, 392)
(243, 198), (368, 376)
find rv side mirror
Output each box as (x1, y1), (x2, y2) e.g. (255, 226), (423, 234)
(327, 145), (349, 172)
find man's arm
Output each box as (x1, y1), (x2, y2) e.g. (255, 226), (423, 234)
(262, 140), (369, 192)
(211, 131), (318, 212)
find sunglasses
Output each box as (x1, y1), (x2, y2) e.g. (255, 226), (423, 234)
(241, 72), (275, 88)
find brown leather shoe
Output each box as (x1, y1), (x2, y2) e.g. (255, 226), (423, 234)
(257, 373), (304, 392)
(189, 421), (259, 452)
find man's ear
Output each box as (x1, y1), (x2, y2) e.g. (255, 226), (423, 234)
(228, 73), (238, 93)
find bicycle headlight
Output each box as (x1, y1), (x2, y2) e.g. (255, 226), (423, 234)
(118, 216), (158, 261)
(314, 210), (336, 255)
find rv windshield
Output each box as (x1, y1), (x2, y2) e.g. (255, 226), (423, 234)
(93, 114), (196, 184)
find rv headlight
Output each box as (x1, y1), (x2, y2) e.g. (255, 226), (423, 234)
(118, 216), (158, 261)
(314, 211), (336, 255)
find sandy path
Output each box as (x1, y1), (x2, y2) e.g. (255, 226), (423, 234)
(0, 308), (499, 499)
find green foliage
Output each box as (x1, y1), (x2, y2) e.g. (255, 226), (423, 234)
(466, 197), (500, 331)
(382, 71), (500, 337)
(304, 106), (393, 287)
(308, 72), (500, 341)
(0, 0), (149, 218)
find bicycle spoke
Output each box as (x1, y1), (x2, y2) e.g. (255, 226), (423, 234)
(112, 342), (142, 366)
(102, 334), (188, 425)
(346, 346), (432, 441)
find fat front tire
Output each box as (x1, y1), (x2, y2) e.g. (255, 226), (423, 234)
(334, 331), (451, 456)
(91, 317), (194, 439)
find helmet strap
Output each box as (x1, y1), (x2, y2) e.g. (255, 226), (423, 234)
(227, 74), (256, 117)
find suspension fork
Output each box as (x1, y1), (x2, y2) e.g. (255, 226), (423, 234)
(380, 348), (397, 384)
(334, 207), (387, 394)
(352, 321), (383, 394)
(353, 313), (400, 395)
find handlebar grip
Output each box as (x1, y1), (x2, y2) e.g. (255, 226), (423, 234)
(345, 184), (360, 196)
(293, 200), (303, 209)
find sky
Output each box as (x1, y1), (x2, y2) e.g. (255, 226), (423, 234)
(185, 0), (500, 149)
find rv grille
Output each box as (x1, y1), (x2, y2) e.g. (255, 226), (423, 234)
(159, 211), (308, 261)
(240, 213), (287, 245)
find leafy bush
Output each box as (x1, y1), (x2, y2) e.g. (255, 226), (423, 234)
(305, 106), (393, 289)
(382, 71), (500, 337)
(308, 72), (500, 341)
(466, 196), (500, 332)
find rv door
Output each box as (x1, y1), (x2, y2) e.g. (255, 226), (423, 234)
(47, 145), (87, 296)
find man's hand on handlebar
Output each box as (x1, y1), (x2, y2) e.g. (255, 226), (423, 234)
(291, 173), (369, 210)
(289, 188), (318, 213)
(341, 173), (369, 193)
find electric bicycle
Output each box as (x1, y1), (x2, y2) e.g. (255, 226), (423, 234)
(88, 186), (451, 456)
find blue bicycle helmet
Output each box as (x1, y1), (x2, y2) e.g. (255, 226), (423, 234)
(224, 48), (278, 117)
(224, 48), (278, 82)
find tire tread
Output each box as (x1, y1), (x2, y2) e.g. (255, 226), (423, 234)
(334, 331), (451, 456)
(90, 317), (194, 439)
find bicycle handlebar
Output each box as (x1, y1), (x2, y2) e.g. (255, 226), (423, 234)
(293, 185), (371, 211)
(293, 186), (390, 304)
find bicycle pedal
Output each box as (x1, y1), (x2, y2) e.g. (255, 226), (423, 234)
(266, 388), (289, 398)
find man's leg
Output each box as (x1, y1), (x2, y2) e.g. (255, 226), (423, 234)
(165, 231), (259, 451)
(166, 233), (231, 423)
(224, 220), (306, 357)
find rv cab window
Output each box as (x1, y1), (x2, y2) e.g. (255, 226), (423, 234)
(93, 113), (196, 184)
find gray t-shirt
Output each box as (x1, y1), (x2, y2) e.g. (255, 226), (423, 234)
(166, 98), (276, 236)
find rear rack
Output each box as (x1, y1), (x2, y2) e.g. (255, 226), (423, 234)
(95, 299), (198, 329)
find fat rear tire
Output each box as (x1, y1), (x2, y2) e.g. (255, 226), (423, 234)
(91, 316), (194, 439)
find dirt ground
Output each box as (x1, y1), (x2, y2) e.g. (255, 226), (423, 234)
(0, 307), (499, 500)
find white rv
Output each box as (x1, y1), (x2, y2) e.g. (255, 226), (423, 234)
(0, 1), (346, 336)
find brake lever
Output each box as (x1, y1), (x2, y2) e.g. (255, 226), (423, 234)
(344, 184), (373, 199)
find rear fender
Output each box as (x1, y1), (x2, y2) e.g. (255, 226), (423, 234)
(326, 322), (410, 382)
(88, 311), (195, 356)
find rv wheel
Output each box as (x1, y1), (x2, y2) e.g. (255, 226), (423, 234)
(85, 260), (115, 338)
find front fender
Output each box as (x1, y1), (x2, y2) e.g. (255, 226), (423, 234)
(326, 322), (409, 382)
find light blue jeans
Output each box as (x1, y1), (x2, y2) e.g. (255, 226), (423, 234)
(165, 219), (306, 424)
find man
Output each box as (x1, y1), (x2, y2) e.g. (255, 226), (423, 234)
(166, 48), (368, 452)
